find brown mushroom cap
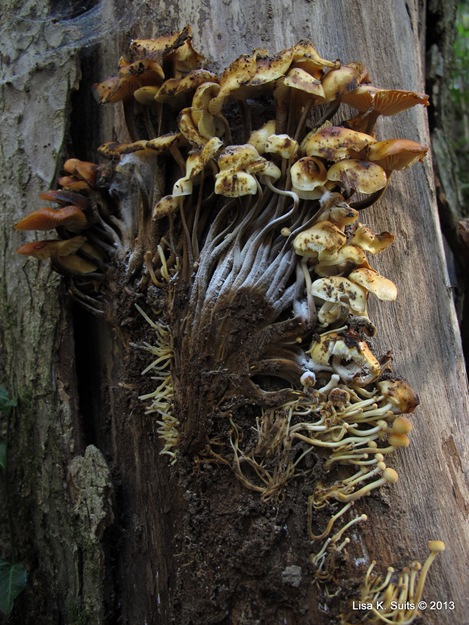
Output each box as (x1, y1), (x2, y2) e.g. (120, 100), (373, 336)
(16, 236), (87, 260)
(341, 85), (429, 116)
(152, 195), (181, 220)
(327, 159), (387, 194)
(15, 206), (88, 233)
(367, 139), (428, 172)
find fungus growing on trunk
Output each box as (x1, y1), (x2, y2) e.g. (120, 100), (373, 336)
(15, 27), (442, 623)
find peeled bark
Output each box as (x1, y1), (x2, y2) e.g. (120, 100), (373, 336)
(1, 1), (468, 625)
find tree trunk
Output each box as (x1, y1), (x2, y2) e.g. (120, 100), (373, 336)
(1, 1), (468, 625)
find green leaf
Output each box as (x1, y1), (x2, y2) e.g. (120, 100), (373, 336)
(0, 387), (16, 414)
(0, 561), (27, 615)
(0, 442), (6, 472)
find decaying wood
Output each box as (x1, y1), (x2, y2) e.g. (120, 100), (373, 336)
(0, 1), (468, 624)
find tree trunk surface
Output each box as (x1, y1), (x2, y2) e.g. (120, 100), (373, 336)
(1, 1), (468, 625)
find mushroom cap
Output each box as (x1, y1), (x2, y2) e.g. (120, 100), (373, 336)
(387, 433), (410, 448)
(341, 85), (429, 115)
(178, 107), (208, 147)
(291, 41), (339, 72)
(247, 47), (294, 86)
(290, 157), (328, 198)
(377, 379), (420, 413)
(428, 540), (445, 553)
(38, 190), (90, 211)
(283, 67), (325, 98)
(321, 62), (368, 102)
(98, 140), (149, 158)
(208, 53), (258, 114)
(350, 223), (395, 254)
(320, 200), (359, 229)
(16, 236), (87, 260)
(15, 206), (88, 233)
(367, 139), (428, 171)
(264, 134), (299, 159)
(146, 133), (181, 152)
(214, 171), (258, 197)
(327, 159), (387, 194)
(152, 195), (181, 220)
(391, 416), (413, 434)
(311, 276), (368, 313)
(63, 159), (98, 186)
(248, 120), (277, 154)
(133, 85), (161, 104)
(348, 267), (397, 301)
(293, 220), (347, 259)
(217, 144), (264, 173)
(314, 244), (369, 277)
(302, 126), (376, 161)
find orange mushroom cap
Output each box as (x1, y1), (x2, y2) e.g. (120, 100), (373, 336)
(15, 206), (88, 233)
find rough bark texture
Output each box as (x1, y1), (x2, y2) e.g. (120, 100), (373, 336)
(1, 1), (468, 625)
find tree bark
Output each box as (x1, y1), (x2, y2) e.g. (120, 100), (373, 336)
(1, 1), (468, 625)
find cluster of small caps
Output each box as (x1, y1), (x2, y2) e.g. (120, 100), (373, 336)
(15, 160), (109, 278)
(14, 25), (429, 284)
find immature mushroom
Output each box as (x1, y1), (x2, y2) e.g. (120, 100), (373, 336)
(248, 120), (277, 154)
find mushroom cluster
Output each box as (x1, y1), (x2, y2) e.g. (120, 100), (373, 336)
(15, 26), (441, 621)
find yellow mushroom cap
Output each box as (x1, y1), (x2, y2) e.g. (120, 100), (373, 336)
(349, 223), (394, 254)
(327, 159), (387, 194)
(391, 416), (413, 434)
(152, 195), (181, 220)
(264, 134), (299, 159)
(248, 120), (277, 154)
(293, 220), (346, 259)
(383, 468), (399, 484)
(214, 171), (258, 197)
(314, 244), (369, 277)
(388, 433), (411, 448)
(291, 41), (339, 71)
(302, 126), (376, 161)
(290, 157), (328, 199)
(348, 268), (397, 301)
(321, 62), (369, 102)
(311, 276), (368, 313)
(283, 67), (325, 99)
(208, 53), (258, 114)
(428, 540), (445, 553)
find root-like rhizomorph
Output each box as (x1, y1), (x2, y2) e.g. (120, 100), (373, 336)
(15, 26), (444, 621)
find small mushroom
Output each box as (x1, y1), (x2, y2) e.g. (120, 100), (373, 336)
(152, 195), (181, 221)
